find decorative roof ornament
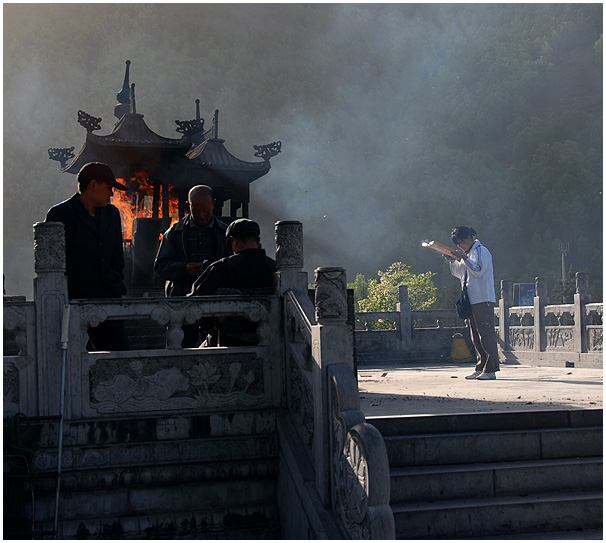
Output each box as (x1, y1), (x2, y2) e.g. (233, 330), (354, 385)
(212, 109), (219, 139)
(114, 60), (131, 120)
(129, 83), (137, 114)
(77, 110), (102, 132)
(254, 141), (282, 162)
(48, 147), (75, 169)
(175, 118), (205, 136)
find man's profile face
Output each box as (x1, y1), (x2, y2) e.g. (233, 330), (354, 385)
(89, 180), (114, 208)
(455, 236), (474, 252)
(188, 193), (215, 227)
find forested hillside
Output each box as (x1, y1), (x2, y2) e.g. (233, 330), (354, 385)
(3, 4), (602, 302)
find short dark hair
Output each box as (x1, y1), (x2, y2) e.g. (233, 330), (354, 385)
(451, 226), (477, 244)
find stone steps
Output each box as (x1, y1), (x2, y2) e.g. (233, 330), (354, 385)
(390, 457), (602, 503)
(391, 491), (603, 539)
(15, 410), (281, 539)
(41, 477), (280, 539)
(368, 409), (603, 539)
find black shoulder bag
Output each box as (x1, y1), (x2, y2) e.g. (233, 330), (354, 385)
(456, 269), (472, 319)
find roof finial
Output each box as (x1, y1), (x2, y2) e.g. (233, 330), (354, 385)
(195, 99), (201, 121)
(130, 83), (136, 114)
(114, 60), (131, 120)
(214, 109), (219, 139)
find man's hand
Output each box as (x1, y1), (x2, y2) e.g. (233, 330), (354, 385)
(185, 262), (206, 277)
(452, 249), (467, 261)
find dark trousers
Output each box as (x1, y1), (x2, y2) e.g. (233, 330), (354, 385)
(469, 302), (500, 373)
(181, 320), (217, 348)
(87, 320), (129, 351)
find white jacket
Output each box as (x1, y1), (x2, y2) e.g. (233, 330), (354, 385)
(449, 239), (496, 304)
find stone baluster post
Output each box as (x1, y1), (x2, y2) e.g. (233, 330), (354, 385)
(274, 220), (308, 295)
(574, 272), (589, 353)
(534, 277), (547, 353)
(33, 221), (69, 416)
(396, 285), (412, 351)
(313, 266), (353, 507)
(499, 280), (512, 353)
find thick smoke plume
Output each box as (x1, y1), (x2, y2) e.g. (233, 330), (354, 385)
(4, 4), (602, 301)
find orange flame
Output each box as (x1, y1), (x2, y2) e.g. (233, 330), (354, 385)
(112, 171), (178, 241)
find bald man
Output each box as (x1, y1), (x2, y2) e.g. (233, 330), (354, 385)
(154, 185), (229, 346)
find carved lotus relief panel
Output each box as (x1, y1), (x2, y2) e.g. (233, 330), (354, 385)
(89, 353), (264, 414)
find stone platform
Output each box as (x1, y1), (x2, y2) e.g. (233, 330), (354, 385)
(358, 362), (603, 417)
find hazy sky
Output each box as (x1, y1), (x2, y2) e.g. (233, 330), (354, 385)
(3, 3), (602, 299)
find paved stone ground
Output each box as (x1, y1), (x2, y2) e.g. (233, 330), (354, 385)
(358, 362), (603, 417)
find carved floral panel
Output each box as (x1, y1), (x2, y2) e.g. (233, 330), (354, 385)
(287, 354), (314, 449)
(545, 327), (574, 351)
(89, 353), (264, 414)
(509, 327), (534, 350)
(588, 327), (603, 351)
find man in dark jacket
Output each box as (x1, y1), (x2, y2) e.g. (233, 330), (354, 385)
(154, 185), (229, 346)
(45, 162), (129, 351)
(190, 219), (276, 345)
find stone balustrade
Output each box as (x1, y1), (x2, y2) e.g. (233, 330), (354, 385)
(355, 276), (603, 368)
(276, 222), (394, 539)
(3, 219), (395, 539)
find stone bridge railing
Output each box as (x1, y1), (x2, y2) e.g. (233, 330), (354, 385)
(275, 222), (393, 537)
(355, 276), (602, 368)
(3, 220), (395, 539)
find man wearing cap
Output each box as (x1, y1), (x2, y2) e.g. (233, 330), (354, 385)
(190, 218), (276, 296)
(189, 218), (277, 345)
(45, 162), (130, 351)
(154, 185), (230, 347)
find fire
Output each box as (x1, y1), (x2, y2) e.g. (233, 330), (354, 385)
(111, 171), (179, 241)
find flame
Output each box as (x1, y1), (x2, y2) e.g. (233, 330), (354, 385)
(111, 171), (179, 241)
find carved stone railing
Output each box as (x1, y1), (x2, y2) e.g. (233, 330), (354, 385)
(355, 285), (469, 362)
(61, 295), (281, 420)
(4, 219), (395, 539)
(355, 275), (602, 368)
(277, 219), (394, 539)
(3, 299), (37, 415)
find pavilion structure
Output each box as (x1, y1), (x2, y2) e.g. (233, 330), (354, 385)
(48, 60), (281, 288)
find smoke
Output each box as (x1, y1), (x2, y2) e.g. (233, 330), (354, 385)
(3, 4), (602, 299)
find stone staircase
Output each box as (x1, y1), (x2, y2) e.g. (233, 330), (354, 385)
(369, 409), (603, 539)
(9, 409), (281, 539)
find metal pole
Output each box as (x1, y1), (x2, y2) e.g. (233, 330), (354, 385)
(53, 304), (70, 538)
(559, 242), (569, 303)
(559, 243), (569, 281)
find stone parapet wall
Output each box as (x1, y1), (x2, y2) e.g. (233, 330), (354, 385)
(356, 277), (603, 368)
(4, 219), (395, 539)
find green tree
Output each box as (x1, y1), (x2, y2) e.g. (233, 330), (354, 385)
(358, 262), (438, 313)
(348, 273), (369, 311)
(552, 265), (577, 304)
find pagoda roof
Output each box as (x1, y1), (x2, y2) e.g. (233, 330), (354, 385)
(92, 113), (189, 147)
(63, 113), (190, 173)
(186, 138), (270, 177)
